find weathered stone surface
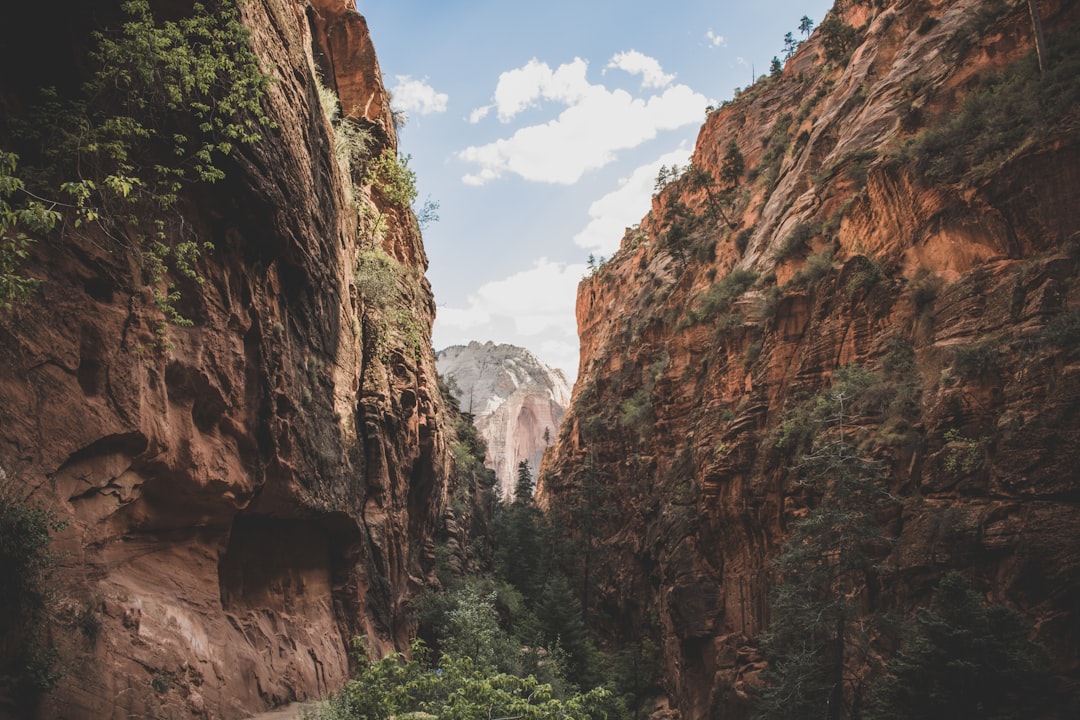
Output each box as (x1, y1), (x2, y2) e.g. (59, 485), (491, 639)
(541, 0), (1080, 716)
(437, 342), (570, 497)
(0, 1), (449, 718)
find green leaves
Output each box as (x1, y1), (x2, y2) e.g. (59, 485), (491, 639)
(311, 638), (612, 720)
(0, 152), (56, 309)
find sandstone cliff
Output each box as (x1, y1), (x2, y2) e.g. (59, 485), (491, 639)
(0, 1), (451, 718)
(436, 342), (571, 498)
(541, 0), (1080, 716)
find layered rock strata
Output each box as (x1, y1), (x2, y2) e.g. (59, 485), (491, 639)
(541, 0), (1080, 716)
(0, 1), (449, 717)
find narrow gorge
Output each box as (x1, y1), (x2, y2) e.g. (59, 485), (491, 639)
(1, 0), (1078, 718)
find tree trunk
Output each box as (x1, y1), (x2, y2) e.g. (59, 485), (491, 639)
(1027, 0), (1048, 76)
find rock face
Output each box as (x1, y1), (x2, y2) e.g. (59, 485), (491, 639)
(541, 0), (1080, 716)
(0, 1), (450, 718)
(437, 342), (571, 497)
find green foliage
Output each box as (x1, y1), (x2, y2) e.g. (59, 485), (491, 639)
(951, 341), (1000, 380)
(306, 638), (613, 720)
(1040, 308), (1080, 356)
(11, 0), (273, 332)
(787, 248), (833, 290)
(758, 369), (896, 720)
(0, 475), (68, 699)
(844, 255), (884, 298)
(774, 221), (818, 262)
(365, 148), (418, 209)
(720, 139), (745, 188)
(0, 152), (58, 309)
(317, 77), (375, 175)
(908, 268), (943, 312)
(868, 573), (1050, 720)
(513, 460), (535, 505)
(354, 246), (426, 360)
(653, 163), (685, 192)
(685, 268), (758, 326)
(734, 228), (752, 255)
(901, 28), (1080, 185)
(942, 429), (986, 477)
(818, 15), (860, 64)
(618, 389), (652, 434)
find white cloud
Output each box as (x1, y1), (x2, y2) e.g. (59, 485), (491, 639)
(434, 258), (586, 377)
(469, 105), (493, 124)
(736, 56), (748, 66)
(459, 80), (708, 185)
(706, 29), (726, 47)
(574, 146), (691, 255)
(488, 57), (591, 122)
(389, 75), (448, 116)
(605, 50), (674, 89)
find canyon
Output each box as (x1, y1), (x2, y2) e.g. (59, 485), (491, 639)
(1, 0), (1078, 718)
(540, 0), (1080, 716)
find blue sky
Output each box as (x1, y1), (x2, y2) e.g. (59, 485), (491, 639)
(360, 0), (834, 380)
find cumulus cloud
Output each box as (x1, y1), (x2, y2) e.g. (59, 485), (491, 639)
(605, 50), (674, 88)
(469, 105), (493, 124)
(434, 258), (586, 376)
(489, 57), (591, 122)
(574, 147), (691, 255)
(706, 29), (726, 47)
(389, 75), (448, 116)
(458, 67), (707, 185)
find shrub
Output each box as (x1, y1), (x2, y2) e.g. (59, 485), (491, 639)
(787, 248), (833, 290)
(364, 148), (418, 209)
(0, 475), (68, 699)
(952, 342), (1000, 380)
(908, 269), (943, 312)
(844, 255), (884, 298)
(1040, 309), (1080, 356)
(686, 268), (759, 325)
(774, 221), (817, 262)
(903, 28), (1080, 185)
(734, 228), (752, 255)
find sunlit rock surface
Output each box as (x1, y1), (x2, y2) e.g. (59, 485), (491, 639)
(437, 342), (571, 497)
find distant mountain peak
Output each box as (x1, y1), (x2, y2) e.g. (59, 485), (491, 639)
(437, 342), (570, 497)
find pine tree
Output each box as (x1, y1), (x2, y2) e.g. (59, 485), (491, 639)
(758, 376), (895, 720)
(869, 572), (1050, 720)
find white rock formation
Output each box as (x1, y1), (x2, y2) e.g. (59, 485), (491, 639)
(436, 341), (571, 498)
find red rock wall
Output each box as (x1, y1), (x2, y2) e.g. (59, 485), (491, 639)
(541, 0), (1080, 716)
(0, 1), (449, 718)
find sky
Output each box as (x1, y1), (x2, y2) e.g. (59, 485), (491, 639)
(359, 0), (834, 381)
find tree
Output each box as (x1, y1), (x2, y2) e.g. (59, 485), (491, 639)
(493, 461), (545, 603)
(758, 372), (896, 720)
(0, 152), (56, 310)
(720, 140), (745, 189)
(799, 15), (815, 37)
(685, 164), (736, 230)
(869, 573), (1050, 720)
(783, 31), (798, 60)
(311, 638), (613, 720)
(819, 16), (860, 64)
(513, 460), (534, 504)
(770, 56), (783, 77)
